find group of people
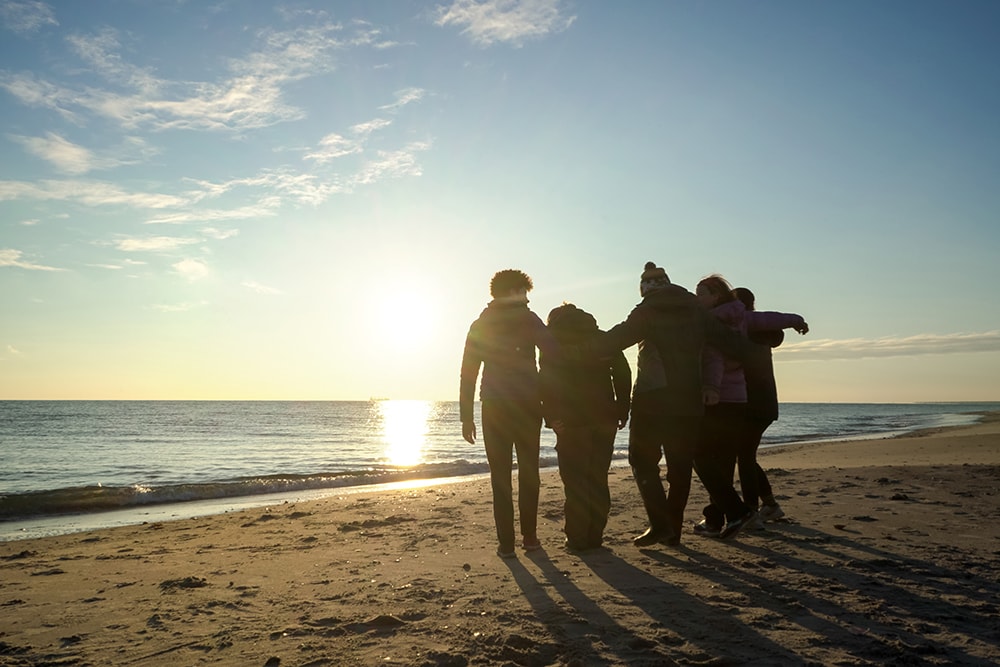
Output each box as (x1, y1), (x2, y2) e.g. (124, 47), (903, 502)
(459, 263), (808, 558)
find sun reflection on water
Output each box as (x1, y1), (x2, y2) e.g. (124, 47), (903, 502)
(378, 400), (431, 467)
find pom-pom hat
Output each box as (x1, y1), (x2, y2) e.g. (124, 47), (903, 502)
(640, 261), (670, 296)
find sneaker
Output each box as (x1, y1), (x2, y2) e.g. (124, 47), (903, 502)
(633, 526), (675, 547)
(497, 546), (517, 558)
(522, 536), (542, 552)
(719, 511), (756, 539)
(758, 503), (785, 523)
(743, 513), (765, 531)
(693, 520), (722, 538)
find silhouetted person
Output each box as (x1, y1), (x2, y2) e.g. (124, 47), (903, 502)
(540, 303), (631, 552)
(733, 286), (808, 522)
(460, 269), (557, 558)
(579, 262), (757, 547)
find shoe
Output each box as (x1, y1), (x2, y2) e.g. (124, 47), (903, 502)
(743, 513), (765, 531)
(720, 511), (756, 539)
(522, 536), (542, 552)
(497, 546), (516, 558)
(633, 527), (676, 547)
(693, 520), (722, 538)
(758, 503), (785, 523)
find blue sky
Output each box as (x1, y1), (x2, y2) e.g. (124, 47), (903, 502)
(1, 0), (998, 402)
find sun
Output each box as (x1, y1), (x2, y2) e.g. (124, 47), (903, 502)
(373, 287), (438, 348)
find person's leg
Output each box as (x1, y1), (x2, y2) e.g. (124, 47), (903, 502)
(556, 426), (590, 548)
(694, 403), (751, 528)
(662, 415), (699, 541)
(586, 422), (618, 548)
(510, 401), (542, 544)
(481, 400), (515, 552)
(628, 412), (672, 543)
(737, 419), (771, 509)
(737, 419), (768, 510)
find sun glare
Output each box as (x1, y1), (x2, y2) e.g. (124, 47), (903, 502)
(379, 399), (431, 467)
(373, 289), (438, 348)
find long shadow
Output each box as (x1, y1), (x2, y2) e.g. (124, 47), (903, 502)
(661, 528), (999, 665)
(568, 545), (810, 665)
(762, 520), (1000, 607)
(502, 548), (680, 666)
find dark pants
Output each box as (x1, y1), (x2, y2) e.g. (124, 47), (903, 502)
(628, 412), (701, 540)
(739, 418), (775, 509)
(482, 399), (542, 551)
(556, 422), (617, 548)
(695, 402), (751, 525)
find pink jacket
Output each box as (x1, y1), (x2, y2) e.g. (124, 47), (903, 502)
(702, 301), (806, 403)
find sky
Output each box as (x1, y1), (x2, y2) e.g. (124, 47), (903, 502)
(1, 0), (999, 403)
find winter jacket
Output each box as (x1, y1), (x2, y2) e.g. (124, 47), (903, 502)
(702, 303), (807, 410)
(743, 309), (806, 423)
(459, 301), (558, 423)
(590, 285), (757, 417)
(539, 306), (631, 428)
(701, 300), (750, 404)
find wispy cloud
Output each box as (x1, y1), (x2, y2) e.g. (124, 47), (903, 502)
(1, 22), (345, 132)
(6, 344), (22, 355)
(242, 280), (282, 295)
(379, 87), (426, 112)
(435, 0), (575, 47)
(115, 236), (199, 252)
(201, 227), (239, 240)
(304, 115), (395, 164)
(0, 0), (57, 34)
(0, 179), (187, 208)
(152, 300), (209, 313)
(20, 218), (40, 225)
(352, 140), (431, 185)
(10, 132), (161, 174)
(173, 258), (209, 281)
(779, 331), (1000, 361)
(0, 248), (63, 271)
(145, 197), (282, 224)
(11, 132), (94, 174)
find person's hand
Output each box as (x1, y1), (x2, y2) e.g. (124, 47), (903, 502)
(462, 420), (476, 444)
(703, 388), (720, 406)
(794, 321), (809, 335)
(617, 416), (628, 430)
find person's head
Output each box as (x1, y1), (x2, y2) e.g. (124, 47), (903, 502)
(733, 287), (755, 312)
(490, 269), (533, 303)
(546, 303), (598, 333)
(696, 274), (735, 308)
(639, 261), (671, 296)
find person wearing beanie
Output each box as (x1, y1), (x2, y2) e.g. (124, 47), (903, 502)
(575, 261), (758, 547)
(459, 269), (559, 558)
(539, 303), (631, 552)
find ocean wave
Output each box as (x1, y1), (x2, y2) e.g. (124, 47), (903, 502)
(0, 460), (496, 521)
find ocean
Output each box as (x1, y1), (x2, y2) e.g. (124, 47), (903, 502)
(1, 401), (997, 541)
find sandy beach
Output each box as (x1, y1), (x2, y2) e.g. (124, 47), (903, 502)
(2, 415), (998, 666)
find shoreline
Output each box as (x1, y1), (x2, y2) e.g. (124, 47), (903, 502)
(1, 415), (998, 665)
(2, 411), (996, 542)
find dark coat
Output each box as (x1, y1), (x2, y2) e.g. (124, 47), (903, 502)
(539, 306), (631, 428)
(594, 285), (759, 417)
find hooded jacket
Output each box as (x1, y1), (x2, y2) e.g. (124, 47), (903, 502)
(538, 305), (631, 428)
(459, 301), (558, 423)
